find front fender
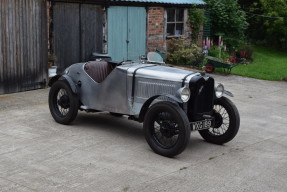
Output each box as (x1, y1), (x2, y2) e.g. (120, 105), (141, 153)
(138, 94), (183, 122)
(48, 75), (78, 94)
(224, 90), (234, 97)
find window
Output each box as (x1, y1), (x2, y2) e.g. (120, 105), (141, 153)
(166, 8), (184, 37)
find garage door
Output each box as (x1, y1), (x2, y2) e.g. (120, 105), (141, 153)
(53, 3), (104, 72)
(108, 6), (146, 62)
(0, 0), (47, 94)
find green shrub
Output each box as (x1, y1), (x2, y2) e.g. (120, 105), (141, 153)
(167, 38), (205, 68)
(208, 45), (230, 61)
(236, 44), (253, 61)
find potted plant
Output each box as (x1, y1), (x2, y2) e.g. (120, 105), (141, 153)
(48, 54), (57, 78)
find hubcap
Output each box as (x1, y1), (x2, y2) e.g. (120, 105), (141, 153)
(57, 95), (70, 109)
(213, 111), (223, 128)
(55, 88), (70, 116)
(153, 112), (179, 148)
(159, 121), (179, 138)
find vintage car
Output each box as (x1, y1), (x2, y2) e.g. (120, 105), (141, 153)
(48, 56), (240, 157)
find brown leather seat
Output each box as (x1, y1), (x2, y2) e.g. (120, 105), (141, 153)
(84, 61), (113, 83)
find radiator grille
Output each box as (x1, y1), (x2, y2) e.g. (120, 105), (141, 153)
(188, 76), (214, 121)
(135, 80), (177, 99)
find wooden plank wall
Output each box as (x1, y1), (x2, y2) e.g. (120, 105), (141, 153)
(53, 3), (80, 72)
(0, 0), (48, 94)
(80, 4), (104, 62)
(53, 3), (104, 72)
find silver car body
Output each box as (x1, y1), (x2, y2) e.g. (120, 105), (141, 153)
(65, 62), (202, 117)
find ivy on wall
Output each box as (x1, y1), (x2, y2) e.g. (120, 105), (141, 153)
(188, 6), (205, 44)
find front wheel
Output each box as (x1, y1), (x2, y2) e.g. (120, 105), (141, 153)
(144, 102), (191, 157)
(49, 80), (79, 125)
(199, 97), (240, 144)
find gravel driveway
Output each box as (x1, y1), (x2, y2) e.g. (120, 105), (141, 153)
(0, 73), (286, 192)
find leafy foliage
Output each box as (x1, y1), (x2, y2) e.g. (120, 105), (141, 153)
(258, 0), (287, 49)
(205, 0), (248, 51)
(239, 0), (266, 42)
(237, 44), (253, 61)
(208, 46), (230, 61)
(167, 38), (205, 68)
(188, 6), (205, 44)
(239, 0), (287, 49)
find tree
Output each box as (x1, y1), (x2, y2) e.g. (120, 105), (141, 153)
(260, 0), (287, 49)
(205, 0), (248, 51)
(238, 0), (287, 49)
(239, 0), (266, 42)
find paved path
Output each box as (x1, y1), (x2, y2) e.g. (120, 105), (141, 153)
(0, 74), (286, 192)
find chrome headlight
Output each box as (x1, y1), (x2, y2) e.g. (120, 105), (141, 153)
(178, 87), (190, 102)
(215, 83), (224, 98)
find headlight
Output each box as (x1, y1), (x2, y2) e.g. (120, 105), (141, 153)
(178, 87), (190, 102)
(215, 83), (224, 98)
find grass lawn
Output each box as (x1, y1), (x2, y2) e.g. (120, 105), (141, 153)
(217, 46), (287, 81)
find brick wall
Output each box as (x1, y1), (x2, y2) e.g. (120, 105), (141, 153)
(147, 7), (165, 52)
(147, 7), (202, 53)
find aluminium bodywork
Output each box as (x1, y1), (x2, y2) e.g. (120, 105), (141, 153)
(48, 60), (240, 157)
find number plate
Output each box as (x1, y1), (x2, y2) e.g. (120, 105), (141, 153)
(192, 119), (212, 131)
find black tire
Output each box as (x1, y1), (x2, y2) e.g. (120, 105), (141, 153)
(49, 80), (79, 125)
(144, 102), (191, 157)
(199, 96), (240, 144)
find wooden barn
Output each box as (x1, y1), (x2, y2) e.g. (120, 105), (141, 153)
(0, 0), (205, 94)
(0, 0), (48, 94)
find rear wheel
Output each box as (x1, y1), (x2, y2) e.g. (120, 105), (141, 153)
(199, 97), (240, 144)
(144, 102), (190, 157)
(49, 80), (79, 125)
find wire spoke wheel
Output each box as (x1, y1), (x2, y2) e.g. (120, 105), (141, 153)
(49, 80), (79, 125)
(207, 105), (230, 136)
(199, 97), (240, 144)
(144, 102), (190, 157)
(56, 88), (70, 116)
(153, 112), (179, 149)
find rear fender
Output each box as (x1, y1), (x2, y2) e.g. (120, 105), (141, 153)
(138, 94), (182, 122)
(48, 75), (78, 94)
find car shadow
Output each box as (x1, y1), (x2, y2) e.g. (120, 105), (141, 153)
(69, 111), (223, 159)
(72, 112), (144, 140)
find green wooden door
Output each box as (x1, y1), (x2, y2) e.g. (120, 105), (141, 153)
(108, 6), (146, 61)
(108, 6), (128, 61)
(127, 7), (147, 61)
